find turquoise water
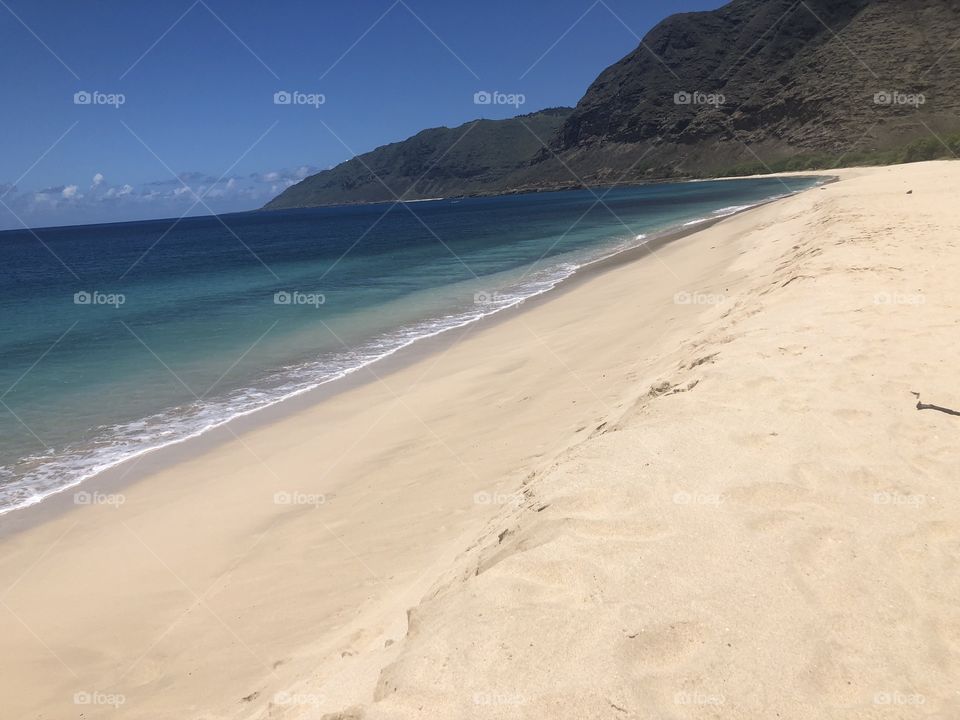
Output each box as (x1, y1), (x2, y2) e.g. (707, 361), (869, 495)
(0, 176), (821, 515)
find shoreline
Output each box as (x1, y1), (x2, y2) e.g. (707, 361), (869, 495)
(261, 170), (833, 212)
(15, 162), (954, 720)
(0, 177), (830, 536)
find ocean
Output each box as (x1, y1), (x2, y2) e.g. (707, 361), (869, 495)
(0, 176), (822, 515)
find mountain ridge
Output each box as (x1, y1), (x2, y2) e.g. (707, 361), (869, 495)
(263, 108), (572, 209)
(534, 0), (960, 183)
(266, 0), (960, 210)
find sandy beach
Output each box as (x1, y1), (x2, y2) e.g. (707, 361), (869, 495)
(2, 161), (958, 719)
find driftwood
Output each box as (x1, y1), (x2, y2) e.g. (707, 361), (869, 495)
(912, 392), (960, 417)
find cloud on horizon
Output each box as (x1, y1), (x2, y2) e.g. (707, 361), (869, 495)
(0, 165), (319, 230)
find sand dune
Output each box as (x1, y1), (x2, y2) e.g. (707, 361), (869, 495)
(1, 162), (958, 719)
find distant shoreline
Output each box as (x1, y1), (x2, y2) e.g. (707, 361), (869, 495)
(259, 172), (818, 213)
(0, 174), (829, 533)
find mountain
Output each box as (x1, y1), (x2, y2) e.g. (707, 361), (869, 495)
(266, 0), (960, 209)
(525, 0), (960, 182)
(264, 108), (571, 209)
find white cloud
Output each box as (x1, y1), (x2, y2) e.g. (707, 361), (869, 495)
(105, 184), (133, 198)
(0, 165), (321, 229)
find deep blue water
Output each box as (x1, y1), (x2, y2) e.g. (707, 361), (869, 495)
(0, 176), (821, 514)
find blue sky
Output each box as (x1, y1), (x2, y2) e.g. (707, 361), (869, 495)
(0, 0), (727, 229)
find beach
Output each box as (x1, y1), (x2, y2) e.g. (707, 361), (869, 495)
(1, 161), (958, 719)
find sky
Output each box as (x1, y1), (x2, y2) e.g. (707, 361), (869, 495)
(0, 0), (728, 229)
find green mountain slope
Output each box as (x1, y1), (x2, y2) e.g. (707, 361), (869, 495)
(264, 108), (571, 209)
(525, 0), (960, 182)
